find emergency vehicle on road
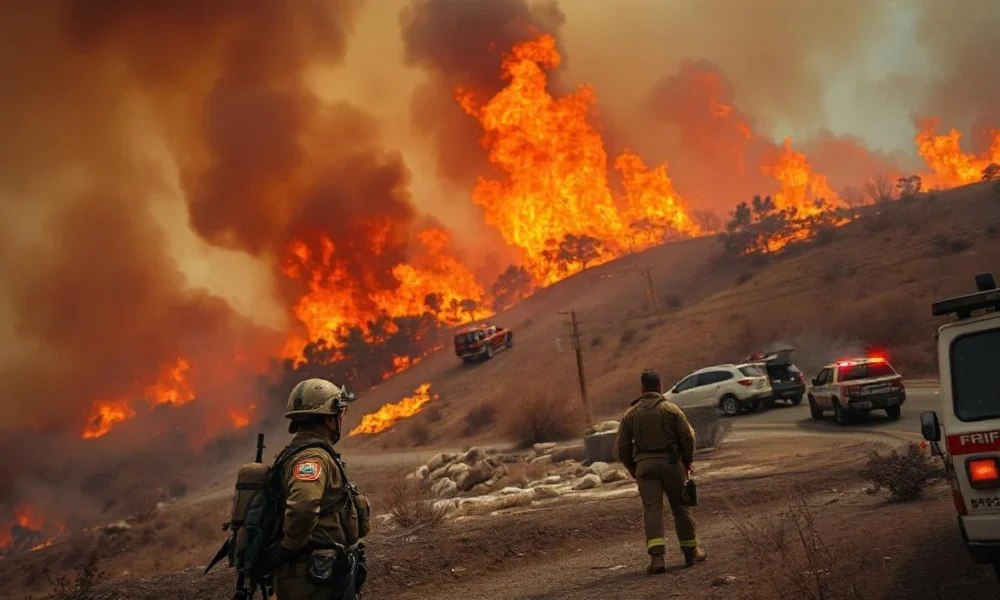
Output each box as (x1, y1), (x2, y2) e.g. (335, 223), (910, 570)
(807, 356), (906, 424)
(922, 273), (1000, 580)
(453, 323), (513, 364)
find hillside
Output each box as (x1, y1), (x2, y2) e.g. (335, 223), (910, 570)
(339, 180), (1000, 452)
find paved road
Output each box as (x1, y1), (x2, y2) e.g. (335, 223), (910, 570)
(729, 386), (940, 442)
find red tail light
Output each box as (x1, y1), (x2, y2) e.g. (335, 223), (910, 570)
(737, 378), (753, 386)
(967, 457), (1000, 489)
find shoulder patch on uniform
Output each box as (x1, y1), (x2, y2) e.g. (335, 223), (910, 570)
(293, 460), (322, 481)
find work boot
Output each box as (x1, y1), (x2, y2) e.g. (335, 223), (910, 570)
(646, 554), (666, 575)
(683, 546), (706, 567)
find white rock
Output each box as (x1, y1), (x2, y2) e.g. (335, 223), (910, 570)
(533, 485), (562, 499)
(595, 420), (620, 433)
(711, 575), (738, 587)
(405, 472), (416, 481)
(530, 454), (554, 467)
(532, 442), (558, 455)
(415, 465), (430, 480)
(428, 465), (450, 481)
(431, 478), (457, 497)
(587, 461), (612, 475)
(498, 486), (524, 495)
(426, 453), (455, 472)
(572, 474), (603, 490)
(601, 469), (628, 483)
(461, 447), (486, 464)
(446, 462), (471, 478)
(528, 475), (562, 488)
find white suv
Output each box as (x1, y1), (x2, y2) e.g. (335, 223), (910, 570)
(665, 363), (773, 416)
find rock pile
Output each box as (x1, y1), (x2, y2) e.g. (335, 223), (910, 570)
(406, 444), (632, 505)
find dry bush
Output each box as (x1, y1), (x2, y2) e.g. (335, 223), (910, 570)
(123, 483), (162, 523)
(26, 549), (106, 600)
(930, 235), (973, 257)
(463, 404), (498, 436)
(424, 404), (443, 423)
(619, 327), (637, 345)
(685, 405), (731, 450)
(502, 379), (585, 448)
(408, 423), (431, 446)
(859, 442), (945, 502)
(381, 466), (449, 530)
(727, 493), (878, 600)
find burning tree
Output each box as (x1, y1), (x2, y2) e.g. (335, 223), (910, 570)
(491, 265), (535, 311)
(983, 163), (1000, 181)
(557, 234), (605, 271)
(896, 174), (923, 199)
(720, 195), (792, 255)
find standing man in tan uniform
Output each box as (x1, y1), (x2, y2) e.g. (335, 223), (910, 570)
(264, 378), (370, 600)
(616, 369), (706, 574)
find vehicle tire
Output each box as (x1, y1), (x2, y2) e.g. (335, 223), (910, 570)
(834, 400), (850, 425)
(885, 405), (901, 419)
(808, 395), (824, 420)
(747, 399), (761, 412)
(763, 397), (776, 409)
(505, 332), (513, 348)
(993, 560), (1000, 585)
(790, 394), (804, 406)
(721, 395), (741, 417)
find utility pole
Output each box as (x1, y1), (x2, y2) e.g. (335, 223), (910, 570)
(560, 309), (593, 428)
(642, 266), (658, 312)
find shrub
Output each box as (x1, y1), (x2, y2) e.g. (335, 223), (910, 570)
(859, 442), (944, 502)
(382, 467), (448, 530)
(425, 404), (443, 423)
(124, 483), (162, 523)
(685, 405), (731, 450)
(503, 379), (585, 448)
(590, 336), (603, 348)
(619, 327), (637, 345)
(408, 423), (431, 447)
(463, 404), (498, 436)
(727, 493), (874, 600)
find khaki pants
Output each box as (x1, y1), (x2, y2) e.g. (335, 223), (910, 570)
(636, 457), (697, 556)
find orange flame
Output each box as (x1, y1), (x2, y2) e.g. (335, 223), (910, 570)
(81, 356), (195, 439)
(82, 399), (137, 440)
(458, 34), (700, 286)
(916, 118), (1000, 188)
(349, 382), (437, 436)
(764, 138), (840, 217)
(229, 404), (256, 429)
(146, 357), (196, 407)
(1, 504), (60, 556)
(283, 228), (490, 364)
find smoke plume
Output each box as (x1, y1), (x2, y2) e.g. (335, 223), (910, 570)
(400, 0), (566, 188)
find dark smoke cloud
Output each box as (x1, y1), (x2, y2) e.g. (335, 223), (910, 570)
(911, 0), (1000, 149)
(399, 0), (566, 188)
(0, 0), (442, 527)
(642, 59), (910, 211)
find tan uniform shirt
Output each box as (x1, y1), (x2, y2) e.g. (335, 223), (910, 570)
(615, 392), (696, 473)
(279, 432), (351, 551)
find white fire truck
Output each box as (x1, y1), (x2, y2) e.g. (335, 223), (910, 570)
(922, 273), (1000, 580)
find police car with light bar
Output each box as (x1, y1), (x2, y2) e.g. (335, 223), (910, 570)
(922, 273), (1000, 580)
(807, 356), (906, 424)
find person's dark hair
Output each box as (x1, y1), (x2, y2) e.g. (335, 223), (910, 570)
(640, 369), (661, 392)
